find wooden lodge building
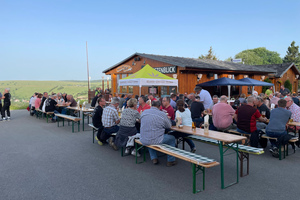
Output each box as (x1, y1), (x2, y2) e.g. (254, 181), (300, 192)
(103, 53), (300, 97)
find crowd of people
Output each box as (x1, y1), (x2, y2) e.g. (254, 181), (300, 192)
(29, 92), (78, 122)
(91, 84), (300, 162)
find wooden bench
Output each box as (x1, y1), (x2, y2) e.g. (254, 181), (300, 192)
(55, 114), (81, 133)
(134, 139), (219, 193)
(186, 135), (264, 177)
(261, 134), (298, 160)
(35, 109), (54, 123)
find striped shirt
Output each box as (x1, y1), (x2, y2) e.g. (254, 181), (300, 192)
(102, 104), (120, 127)
(140, 107), (172, 145)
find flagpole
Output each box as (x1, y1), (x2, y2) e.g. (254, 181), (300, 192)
(86, 41), (90, 91)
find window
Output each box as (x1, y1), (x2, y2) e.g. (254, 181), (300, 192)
(214, 74), (218, 79)
(128, 86), (133, 93)
(122, 74), (127, 93)
(169, 86), (177, 94)
(161, 86), (168, 96)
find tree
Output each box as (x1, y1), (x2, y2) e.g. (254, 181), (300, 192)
(199, 46), (218, 60)
(234, 47), (282, 65)
(284, 79), (292, 92)
(283, 41), (300, 66)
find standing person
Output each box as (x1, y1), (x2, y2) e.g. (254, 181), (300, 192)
(194, 86), (213, 110)
(266, 99), (292, 156)
(114, 98), (140, 155)
(92, 97), (106, 145)
(119, 94), (126, 109)
(140, 100), (176, 166)
(1, 88), (11, 121)
(101, 97), (120, 150)
(0, 91), (2, 119)
(265, 86), (273, 96)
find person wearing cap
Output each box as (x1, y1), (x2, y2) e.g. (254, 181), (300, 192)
(194, 86), (213, 110)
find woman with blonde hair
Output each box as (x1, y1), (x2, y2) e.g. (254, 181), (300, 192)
(114, 98), (141, 154)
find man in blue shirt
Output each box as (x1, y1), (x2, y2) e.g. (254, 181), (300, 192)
(140, 100), (177, 166)
(266, 99), (291, 155)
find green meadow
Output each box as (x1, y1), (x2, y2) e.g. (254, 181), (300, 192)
(0, 80), (110, 110)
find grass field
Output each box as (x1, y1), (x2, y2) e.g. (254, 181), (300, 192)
(0, 80), (110, 110)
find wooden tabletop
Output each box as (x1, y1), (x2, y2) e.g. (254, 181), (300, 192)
(171, 126), (247, 143)
(56, 104), (67, 107)
(67, 107), (94, 112)
(288, 121), (300, 126)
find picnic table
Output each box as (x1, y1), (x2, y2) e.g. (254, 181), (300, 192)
(171, 125), (247, 189)
(66, 107), (94, 131)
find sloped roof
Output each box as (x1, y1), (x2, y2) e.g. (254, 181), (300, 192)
(103, 53), (277, 73)
(255, 63), (300, 78)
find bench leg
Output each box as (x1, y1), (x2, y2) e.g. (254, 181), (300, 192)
(82, 114), (85, 131)
(135, 142), (146, 164)
(57, 117), (60, 127)
(192, 164), (205, 193)
(72, 122), (74, 133)
(93, 129), (95, 143)
(238, 152), (249, 177)
(78, 121), (80, 132)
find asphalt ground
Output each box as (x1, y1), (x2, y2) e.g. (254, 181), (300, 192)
(1, 110), (300, 200)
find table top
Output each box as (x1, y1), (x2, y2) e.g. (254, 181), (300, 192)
(56, 104), (67, 107)
(67, 107), (94, 112)
(171, 126), (247, 143)
(288, 121), (300, 126)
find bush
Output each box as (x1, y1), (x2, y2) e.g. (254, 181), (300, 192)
(262, 78), (272, 93)
(284, 80), (292, 92)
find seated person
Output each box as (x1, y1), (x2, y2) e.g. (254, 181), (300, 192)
(39, 92), (48, 110)
(114, 98), (140, 155)
(169, 100), (196, 153)
(91, 93), (101, 108)
(190, 94), (204, 127)
(292, 93), (300, 106)
(34, 93), (42, 112)
(255, 96), (270, 130)
(92, 97), (106, 144)
(119, 94), (126, 109)
(137, 96), (150, 113)
(160, 97), (175, 121)
(100, 97), (120, 150)
(66, 95), (77, 107)
(212, 95), (236, 131)
(266, 99), (291, 153)
(45, 95), (59, 122)
(56, 93), (65, 105)
(170, 94), (177, 110)
(285, 96), (300, 136)
(234, 96), (267, 147)
(140, 100), (176, 166)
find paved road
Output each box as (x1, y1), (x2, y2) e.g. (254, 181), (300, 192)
(1, 110), (300, 200)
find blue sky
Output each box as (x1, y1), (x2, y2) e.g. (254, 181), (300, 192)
(1, 0), (299, 81)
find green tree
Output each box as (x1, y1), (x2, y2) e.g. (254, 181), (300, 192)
(199, 46), (218, 60)
(283, 41), (300, 66)
(284, 80), (292, 92)
(234, 47), (282, 65)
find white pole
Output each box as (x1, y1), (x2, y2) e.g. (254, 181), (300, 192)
(227, 85), (231, 99)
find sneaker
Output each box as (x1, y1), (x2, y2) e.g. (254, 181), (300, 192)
(95, 136), (99, 141)
(111, 142), (118, 151)
(166, 161), (178, 167)
(2, 118), (6, 121)
(124, 148), (130, 154)
(131, 149), (141, 157)
(97, 141), (103, 146)
(191, 148), (196, 153)
(108, 137), (114, 147)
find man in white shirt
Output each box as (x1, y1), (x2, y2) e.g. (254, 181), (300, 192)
(194, 86), (213, 110)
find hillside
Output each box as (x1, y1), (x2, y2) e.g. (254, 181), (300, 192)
(0, 80), (110, 110)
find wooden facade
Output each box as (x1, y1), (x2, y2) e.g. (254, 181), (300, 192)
(104, 54), (299, 97)
(270, 67), (299, 93)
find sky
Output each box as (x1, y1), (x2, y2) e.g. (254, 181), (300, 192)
(0, 0), (299, 81)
